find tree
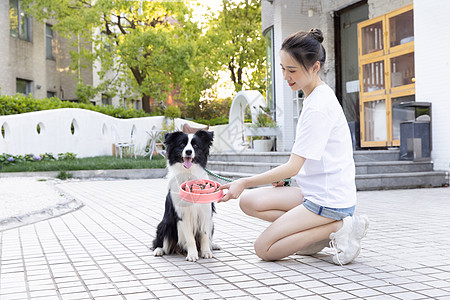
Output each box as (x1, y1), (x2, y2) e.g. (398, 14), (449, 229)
(206, 0), (266, 96)
(23, 0), (214, 113)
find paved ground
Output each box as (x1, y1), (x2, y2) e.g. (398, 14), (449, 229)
(1, 178), (450, 300)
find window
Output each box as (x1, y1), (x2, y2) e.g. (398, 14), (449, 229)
(264, 27), (275, 115)
(16, 79), (32, 95)
(102, 94), (111, 106)
(47, 91), (56, 98)
(10, 0), (31, 41)
(46, 24), (54, 59)
(357, 4), (414, 147)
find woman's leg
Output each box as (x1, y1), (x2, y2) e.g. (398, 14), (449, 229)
(254, 205), (342, 260)
(239, 186), (304, 222)
(239, 186), (343, 261)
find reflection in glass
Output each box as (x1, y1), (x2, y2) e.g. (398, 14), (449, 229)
(362, 21), (383, 55)
(392, 95), (415, 140)
(363, 60), (385, 92)
(364, 100), (386, 142)
(389, 10), (414, 47)
(391, 52), (415, 87)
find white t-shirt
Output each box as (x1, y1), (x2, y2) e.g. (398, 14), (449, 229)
(291, 84), (356, 208)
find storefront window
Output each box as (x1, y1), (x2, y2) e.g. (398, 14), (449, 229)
(390, 52), (415, 88)
(389, 10), (414, 47)
(364, 99), (386, 142)
(362, 60), (385, 92)
(361, 21), (383, 55)
(391, 95), (415, 140)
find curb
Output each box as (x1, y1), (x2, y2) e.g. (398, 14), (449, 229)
(0, 168), (168, 180)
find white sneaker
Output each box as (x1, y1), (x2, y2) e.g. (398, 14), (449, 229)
(295, 239), (329, 256)
(329, 215), (369, 265)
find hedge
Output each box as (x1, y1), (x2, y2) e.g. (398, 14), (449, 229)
(0, 94), (150, 119)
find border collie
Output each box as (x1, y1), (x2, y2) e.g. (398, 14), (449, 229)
(152, 130), (220, 262)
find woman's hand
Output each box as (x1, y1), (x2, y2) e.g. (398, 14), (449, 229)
(218, 178), (247, 202)
(272, 180), (285, 187)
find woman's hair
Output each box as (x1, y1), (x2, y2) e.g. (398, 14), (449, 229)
(281, 28), (326, 70)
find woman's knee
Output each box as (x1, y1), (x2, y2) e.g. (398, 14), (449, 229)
(254, 237), (276, 261)
(239, 192), (254, 216)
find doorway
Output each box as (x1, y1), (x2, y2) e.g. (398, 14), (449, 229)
(335, 1), (368, 148)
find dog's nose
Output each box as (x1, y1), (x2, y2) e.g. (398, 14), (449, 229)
(185, 150), (192, 156)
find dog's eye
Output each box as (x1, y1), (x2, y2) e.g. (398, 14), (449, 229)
(180, 142), (186, 147)
(193, 144), (198, 148)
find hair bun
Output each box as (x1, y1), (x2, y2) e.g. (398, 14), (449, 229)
(309, 28), (324, 43)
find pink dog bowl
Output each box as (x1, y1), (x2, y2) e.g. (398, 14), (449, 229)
(179, 179), (223, 203)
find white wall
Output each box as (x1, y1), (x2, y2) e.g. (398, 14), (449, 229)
(0, 108), (246, 158)
(414, 0), (450, 172)
(0, 109), (162, 158)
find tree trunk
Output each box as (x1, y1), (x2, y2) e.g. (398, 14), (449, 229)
(142, 94), (152, 113)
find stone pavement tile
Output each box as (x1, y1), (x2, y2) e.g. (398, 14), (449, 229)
(364, 295), (398, 300)
(1, 179), (450, 300)
(390, 291), (431, 300)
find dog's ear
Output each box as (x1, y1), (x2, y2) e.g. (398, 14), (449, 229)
(164, 131), (184, 145)
(194, 130), (214, 146)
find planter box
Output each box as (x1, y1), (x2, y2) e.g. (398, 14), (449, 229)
(246, 127), (280, 137)
(253, 139), (274, 152)
(246, 127), (279, 151)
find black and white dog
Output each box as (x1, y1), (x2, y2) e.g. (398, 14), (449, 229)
(152, 130), (220, 262)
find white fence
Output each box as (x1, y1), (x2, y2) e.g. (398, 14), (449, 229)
(0, 108), (210, 158)
(0, 108), (247, 158)
(0, 91), (268, 158)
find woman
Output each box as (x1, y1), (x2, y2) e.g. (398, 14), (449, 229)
(219, 29), (369, 265)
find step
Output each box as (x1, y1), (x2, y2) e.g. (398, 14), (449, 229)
(353, 149), (400, 162)
(355, 160), (433, 174)
(209, 159), (433, 176)
(356, 171), (448, 191)
(207, 169), (448, 191)
(207, 161), (281, 174)
(210, 152), (290, 163)
(211, 149), (402, 163)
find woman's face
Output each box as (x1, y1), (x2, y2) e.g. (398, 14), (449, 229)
(280, 50), (316, 92)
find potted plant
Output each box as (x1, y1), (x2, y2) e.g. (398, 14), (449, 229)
(246, 107), (279, 152)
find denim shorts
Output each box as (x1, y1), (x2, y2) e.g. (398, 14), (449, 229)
(302, 199), (355, 221)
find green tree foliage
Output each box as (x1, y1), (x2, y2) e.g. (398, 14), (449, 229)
(22, 0), (214, 113)
(206, 0), (266, 96)
(22, 0), (266, 118)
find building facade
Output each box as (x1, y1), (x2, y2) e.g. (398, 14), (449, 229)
(0, 0), (92, 102)
(262, 0), (450, 173)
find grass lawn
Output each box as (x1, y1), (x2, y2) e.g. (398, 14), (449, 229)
(0, 156), (166, 173)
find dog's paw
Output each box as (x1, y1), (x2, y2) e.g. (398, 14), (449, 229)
(211, 242), (221, 250)
(153, 247), (164, 256)
(186, 251), (199, 262)
(201, 250), (213, 259)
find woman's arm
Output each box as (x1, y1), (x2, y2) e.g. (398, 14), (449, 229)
(219, 153), (305, 202)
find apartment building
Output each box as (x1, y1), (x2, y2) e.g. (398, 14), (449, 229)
(0, 0), (92, 101)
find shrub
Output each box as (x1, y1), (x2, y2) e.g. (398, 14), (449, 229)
(164, 106), (182, 119)
(0, 94), (149, 119)
(0, 152), (58, 166)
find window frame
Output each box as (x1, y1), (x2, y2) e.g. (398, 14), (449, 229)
(46, 24), (55, 60)
(357, 4), (414, 147)
(10, 0), (31, 41)
(16, 78), (33, 95)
